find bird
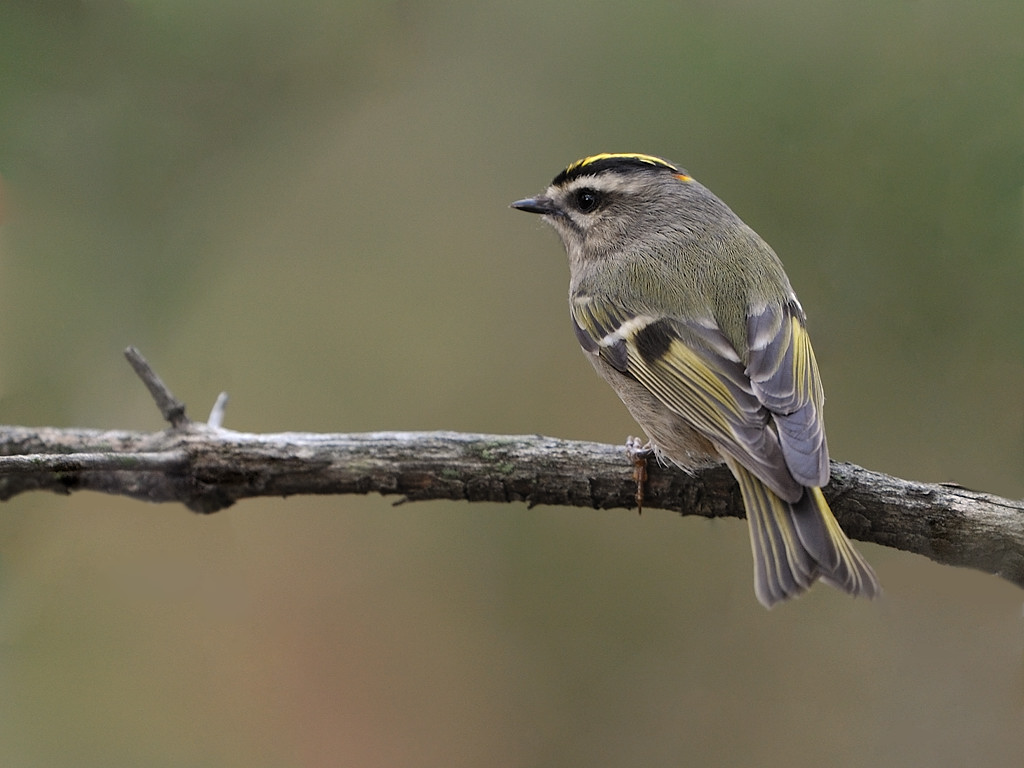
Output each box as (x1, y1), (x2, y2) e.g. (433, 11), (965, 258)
(512, 152), (880, 607)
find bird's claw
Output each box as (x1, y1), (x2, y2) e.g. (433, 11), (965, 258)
(625, 437), (653, 513)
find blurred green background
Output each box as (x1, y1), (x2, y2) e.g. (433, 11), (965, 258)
(1, 1), (1023, 765)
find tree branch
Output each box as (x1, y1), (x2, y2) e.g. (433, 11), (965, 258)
(124, 345), (190, 428)
(0, 349), (1020, 590)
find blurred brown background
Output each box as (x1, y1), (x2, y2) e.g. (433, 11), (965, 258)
(1, 1), (1023, 765)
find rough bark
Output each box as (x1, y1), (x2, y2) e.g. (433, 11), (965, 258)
(0, 349), (1020, 590)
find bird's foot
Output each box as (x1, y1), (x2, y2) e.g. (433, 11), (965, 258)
(625, 437), (654, 514)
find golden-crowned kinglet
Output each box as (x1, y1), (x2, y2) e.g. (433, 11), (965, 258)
(512, 153), (879, 607)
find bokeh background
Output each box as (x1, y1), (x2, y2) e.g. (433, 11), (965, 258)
(1, 1), (1023, 765)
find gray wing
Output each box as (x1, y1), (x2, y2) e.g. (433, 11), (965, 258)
(572, 295), (809, 502)
(746, 299), (829, 487)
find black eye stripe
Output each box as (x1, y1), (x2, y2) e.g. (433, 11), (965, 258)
(573, 188), (602, 213)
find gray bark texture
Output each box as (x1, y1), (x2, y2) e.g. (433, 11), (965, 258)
(0, 349), (1021, 590)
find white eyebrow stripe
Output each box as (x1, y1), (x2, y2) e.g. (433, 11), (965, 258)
(554, 175), (657, 197)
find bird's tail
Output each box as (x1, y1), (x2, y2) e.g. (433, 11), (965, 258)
(724, 458), (881, 608)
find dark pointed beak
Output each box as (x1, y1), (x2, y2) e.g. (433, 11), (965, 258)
(511, 196), (558, 215)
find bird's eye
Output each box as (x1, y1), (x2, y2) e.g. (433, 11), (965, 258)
(573, 188), (602, 213)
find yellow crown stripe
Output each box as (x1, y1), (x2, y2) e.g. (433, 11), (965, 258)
(566, 153), (676, 173)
